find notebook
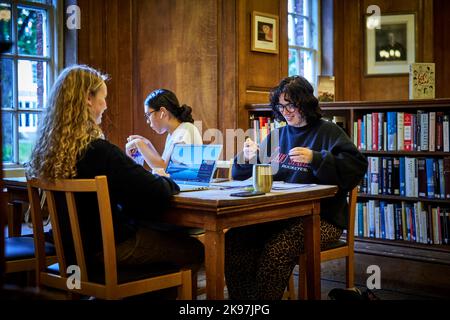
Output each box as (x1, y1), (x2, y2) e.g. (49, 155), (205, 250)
(166, 144), (223, 192)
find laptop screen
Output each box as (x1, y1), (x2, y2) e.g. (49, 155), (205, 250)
(166, 144), (223, 185)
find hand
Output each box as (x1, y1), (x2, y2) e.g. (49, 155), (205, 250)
(243, 138), (258, 161)
(127, 134), (150, 145)
(125, 139), (140, 157)
(289, 147), (313, 164)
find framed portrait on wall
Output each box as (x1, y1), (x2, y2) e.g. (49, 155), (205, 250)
(251, 11), (279, 54)
(365, 13), (416, 75)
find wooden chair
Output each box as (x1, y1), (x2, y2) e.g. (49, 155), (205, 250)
(287, 186), (358, 299)
(27, 175), (192, 300)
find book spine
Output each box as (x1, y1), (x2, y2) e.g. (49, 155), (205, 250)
(403, 113), (412, 151)
(372, 112), (379, 151)
(397, 112), (404, 151)
(420, 111), (429, 151)
(429, 111), (436, 152)
(417, 158), (427, 198)
(436, 112), (443, 151)
(387, 112), (397, 151)
(443, 115), (449, 152)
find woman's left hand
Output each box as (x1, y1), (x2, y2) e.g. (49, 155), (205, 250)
(289, 147), (313, 164)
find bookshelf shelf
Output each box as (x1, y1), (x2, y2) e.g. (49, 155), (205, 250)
(358, 193), (450, 204)
(355, 238), (450, 265)
(361, 151), (449, 157)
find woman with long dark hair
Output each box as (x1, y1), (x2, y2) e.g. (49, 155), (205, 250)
(126, 89), (202, 170)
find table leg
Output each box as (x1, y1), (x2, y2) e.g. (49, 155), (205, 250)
(204, 229), (225, 299)
(303, 203), (321, 300)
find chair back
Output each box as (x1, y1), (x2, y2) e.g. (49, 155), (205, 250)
(27, 176), (118, 287)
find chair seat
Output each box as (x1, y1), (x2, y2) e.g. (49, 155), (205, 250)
(5, 237), (56, 261)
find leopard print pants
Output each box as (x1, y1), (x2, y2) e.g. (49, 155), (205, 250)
(225, 217), (343, 300)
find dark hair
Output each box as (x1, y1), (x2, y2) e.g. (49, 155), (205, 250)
(269, 75), (322, 124)
(144, 89), (194, 123)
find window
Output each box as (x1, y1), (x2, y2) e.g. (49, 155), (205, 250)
(288, 0), (320, 86)
(1, 0), (59, 166)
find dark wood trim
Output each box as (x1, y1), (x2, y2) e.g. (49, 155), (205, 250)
(355, 238), (450, 265)
(360, 151), (450, 157)
(0, 41), (12, 286)
(63, 0), (78, 66)
(321, 0), (334, 76)
(247, 98), (450, 112)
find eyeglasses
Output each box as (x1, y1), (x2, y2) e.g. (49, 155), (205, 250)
(275, 103), (297, 114)
(144, 110), (157, 121)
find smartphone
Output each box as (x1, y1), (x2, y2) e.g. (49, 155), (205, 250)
(229, 191), (265, 197)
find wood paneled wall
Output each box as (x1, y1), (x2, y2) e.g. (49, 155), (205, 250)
(77, 0), (134, 148)
(237, 0), (288, 129)
(333, 0), (443, 101)
(433, 0), (450, 98)
(76, 0), (287, 153)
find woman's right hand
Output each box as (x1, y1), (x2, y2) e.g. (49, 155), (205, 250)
(125, 139), (140, 157)
(127, 135), (150, 145)
(243, 138), (258, 161)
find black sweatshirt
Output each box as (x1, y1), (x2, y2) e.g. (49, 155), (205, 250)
(232, 119), (368, 229)
(56, 139), (180, 262)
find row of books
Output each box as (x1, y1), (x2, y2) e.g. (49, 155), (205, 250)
(361, 157), (450, 199)
(355, 201), (450, 245)
(353, 111), (450, 152)
(249, 116), (285, 145)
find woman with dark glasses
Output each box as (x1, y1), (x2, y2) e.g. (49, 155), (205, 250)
(227, 75), (368, 300)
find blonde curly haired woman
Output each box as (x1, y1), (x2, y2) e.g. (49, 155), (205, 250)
(27, 65), (204, 288)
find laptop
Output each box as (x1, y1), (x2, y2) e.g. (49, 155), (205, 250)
(166, 144), (223, 192)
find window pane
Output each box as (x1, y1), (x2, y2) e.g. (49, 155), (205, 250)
(300, 50), (314, 84)
(288, 15), (310, 47)
(289, 49), (314, 84)
(288, 0), (309, 17)
(17, 6), (48, 56)
(289, 48), (300, 76)
(19, 112), (40, 163)
(0, 3), (12, 48)
(1, 58), (13, 109)
(2, 111), (14, 163)
(18, 60), (47, 110)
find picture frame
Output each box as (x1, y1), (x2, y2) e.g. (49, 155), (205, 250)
(251, 11), (279, 54)
(365, 13), (416, 76)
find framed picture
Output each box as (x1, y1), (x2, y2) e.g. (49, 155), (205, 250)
(365, 13), (416, 75)
(251, 11), (279, 54)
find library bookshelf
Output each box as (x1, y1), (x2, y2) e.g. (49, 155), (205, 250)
(246, 100), (450, 296)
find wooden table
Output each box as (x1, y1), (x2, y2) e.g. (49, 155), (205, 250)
(163, 184), (338, 300)
(2, 177), (337, 300)
(3, 177), (27, 237)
